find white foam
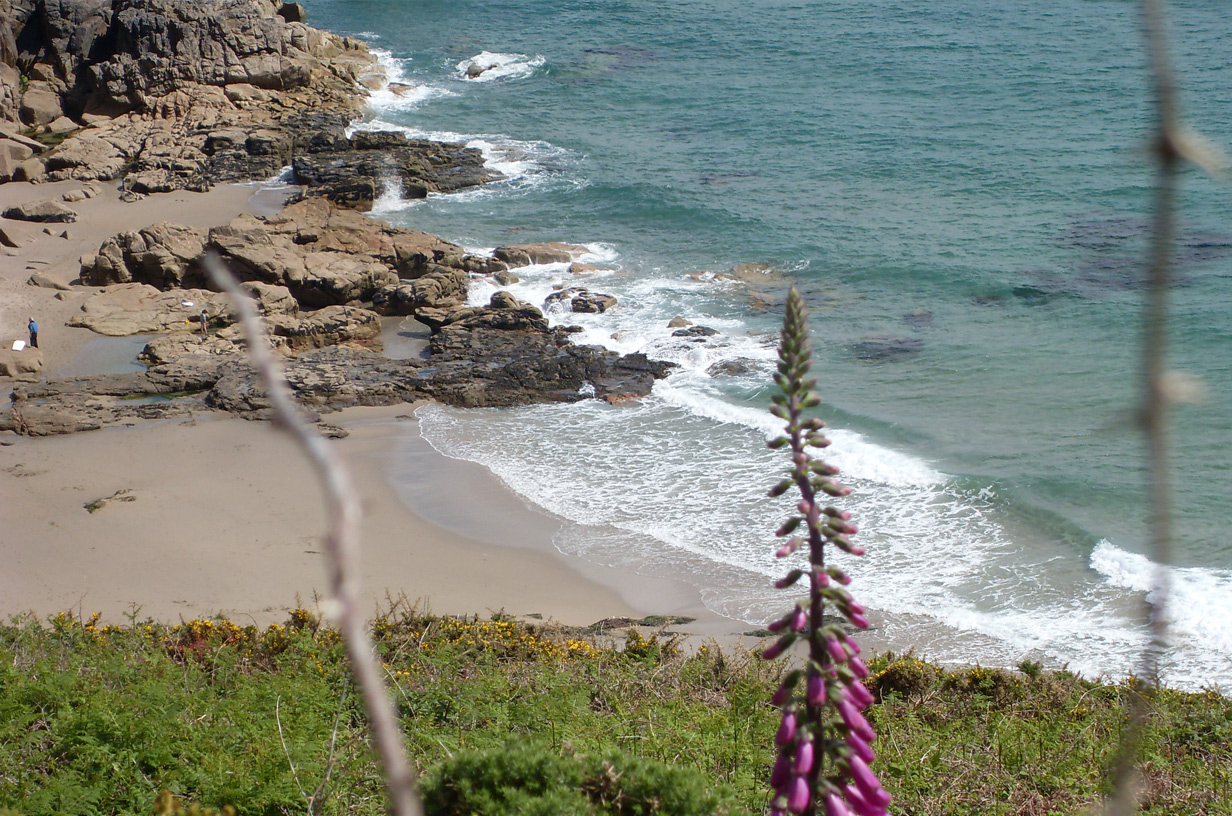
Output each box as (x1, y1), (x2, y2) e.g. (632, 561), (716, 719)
(364, 49), (456, 113)
(456, 51), (546, 82)
(1092, 539), (1232, 663)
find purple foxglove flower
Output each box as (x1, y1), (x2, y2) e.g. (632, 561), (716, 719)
(794, 740), (814, 775)
(827, 637), (849, 663)
(787, 776), (810, 814)
(848, 755), (892, 808)
(848, 600), (866, 615)
(849, 612), (870, 630)
(838, 698), (876, 742)
(844, 784), (888, 816)
(846, 638), (862, 656)
(767, 615), (790, 633)
(807, 673), (826, 705)
(846, 731), (875, 764)
(825, 791), (853, 816)
(776, 570), (804, 589)
(762, 633), (794, 661)
(775, 712), (797, 746)
(770, 753), (791, 788)
(791, 606), (808, 632)
(847, 680), (874, 709)
(849, 656), (870, 679)
(771, 682), (792, 707)
(775, 539), (801, 558)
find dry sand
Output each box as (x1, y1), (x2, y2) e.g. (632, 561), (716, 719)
(0, 179), (748, 642)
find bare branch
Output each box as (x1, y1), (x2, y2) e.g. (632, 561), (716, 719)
(205, 253), (421, 816)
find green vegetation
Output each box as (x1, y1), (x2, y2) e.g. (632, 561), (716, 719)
(0, 608), (1228, 816)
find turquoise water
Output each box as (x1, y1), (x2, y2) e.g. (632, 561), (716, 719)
(307, 0), (1232, 688)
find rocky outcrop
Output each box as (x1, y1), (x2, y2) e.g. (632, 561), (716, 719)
(291, 129), (498, 211)
(266, 304), (380, 351)
(80, 222), (207, 287)
(371, 266), (468, 315)
(0, 1), (494, 200)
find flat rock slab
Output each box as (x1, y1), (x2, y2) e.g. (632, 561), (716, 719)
(2, 199), (78, 223)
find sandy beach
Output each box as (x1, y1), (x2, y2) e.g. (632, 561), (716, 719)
(0, 178), (744, 641)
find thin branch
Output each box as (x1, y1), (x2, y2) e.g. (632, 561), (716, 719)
(1107, 1), (1181, 812)
(275, 695), (311, 806)
(309, 685), (349, 816)
(205, 253), (421, 816)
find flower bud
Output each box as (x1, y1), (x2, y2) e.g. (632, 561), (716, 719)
(848, 755), (892, 808)
(775, 712), (797, 746)
(807, 672), (826, 705)
(787, 776), (810, 814)
(849, 612), (870, 630)
(762, 633), (794, 661)
(794, 740), (814, 775)
(791, 606), (808, 632)
(838, 698), (876, 742)
(849, 656), (870, 679)
(770, 682), (792, 708)
(843, 784), (888, 816)
(827, 637), (849, 663)
(847, 680), (874, 709)
(846, 732), (875, 764)
(824, 792), (852, 816)
(770, 753), (791, 788)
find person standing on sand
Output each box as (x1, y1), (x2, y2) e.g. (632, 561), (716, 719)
(27, 318), (38, 349)
(199, 310), (208, 336)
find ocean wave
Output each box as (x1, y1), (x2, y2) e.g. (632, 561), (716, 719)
(1091, 540), (1232, 675)
(456, 51), (546, 82)
(365, 49), (456, 112)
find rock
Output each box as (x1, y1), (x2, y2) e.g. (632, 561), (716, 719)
(568, 262), (607, 276)
(0, 138), (34, 181)
(81, 222), (207, 288)
(849, 336), (924, 361)
(544, 287), (617, 314)
(277, 2), (306, 23)
(27, 272), (72, 291)
(493, 242), (589, 267)
(0, 347), (43, 380)
(12, 157), (45, 181)
(68, 284), (230, 336)
(2, 199), (77, 223)
(61, 189), (89, 203)
(46, 116), (78, 135)
(371, 266), (468, 315)
(417, 292), (550, 333)
(19, 83), (62, 126)
(493, 270), (520, 286)
(672, 325), (718, 338)
(291, 130), (497, 210)
(266, 305), (382, 352)
(0, 223), (29, 248)
(708, 359), (755, 377)
(667, 316), (692, 328)
(465, 63), (487, 79)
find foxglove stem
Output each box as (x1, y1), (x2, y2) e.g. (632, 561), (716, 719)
(764, 288), (889, 816)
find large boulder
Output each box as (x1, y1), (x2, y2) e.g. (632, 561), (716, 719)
(2, 198), (78, 222)
(0, 347), (43, 380)
(266, 304), (381, 352)
(416, 291), (549, 333)
(371, 266), (468, 315)
(80, 221), (207, 287)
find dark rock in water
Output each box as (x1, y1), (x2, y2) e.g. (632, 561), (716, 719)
(708, 359), (755, 377)
(291, 132), (498, 211)
(672, 325), (718, 338)
(849, 336), (924, 361)
(545, 287), (618, 314)
(903, 309), (933, 327)
(1011, 286), (1054, 306)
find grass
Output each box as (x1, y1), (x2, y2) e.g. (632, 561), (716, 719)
(0, 606), (1228, 816)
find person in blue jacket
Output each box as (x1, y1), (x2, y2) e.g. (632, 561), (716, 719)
(27, 317), (38, 349)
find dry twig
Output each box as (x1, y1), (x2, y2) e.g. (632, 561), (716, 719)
(205, 253), (421, 816)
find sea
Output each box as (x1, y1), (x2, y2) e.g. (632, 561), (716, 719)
(303, 0), (1232, 690)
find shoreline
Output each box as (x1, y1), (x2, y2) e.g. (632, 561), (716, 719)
(0, 177), (750, 642)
